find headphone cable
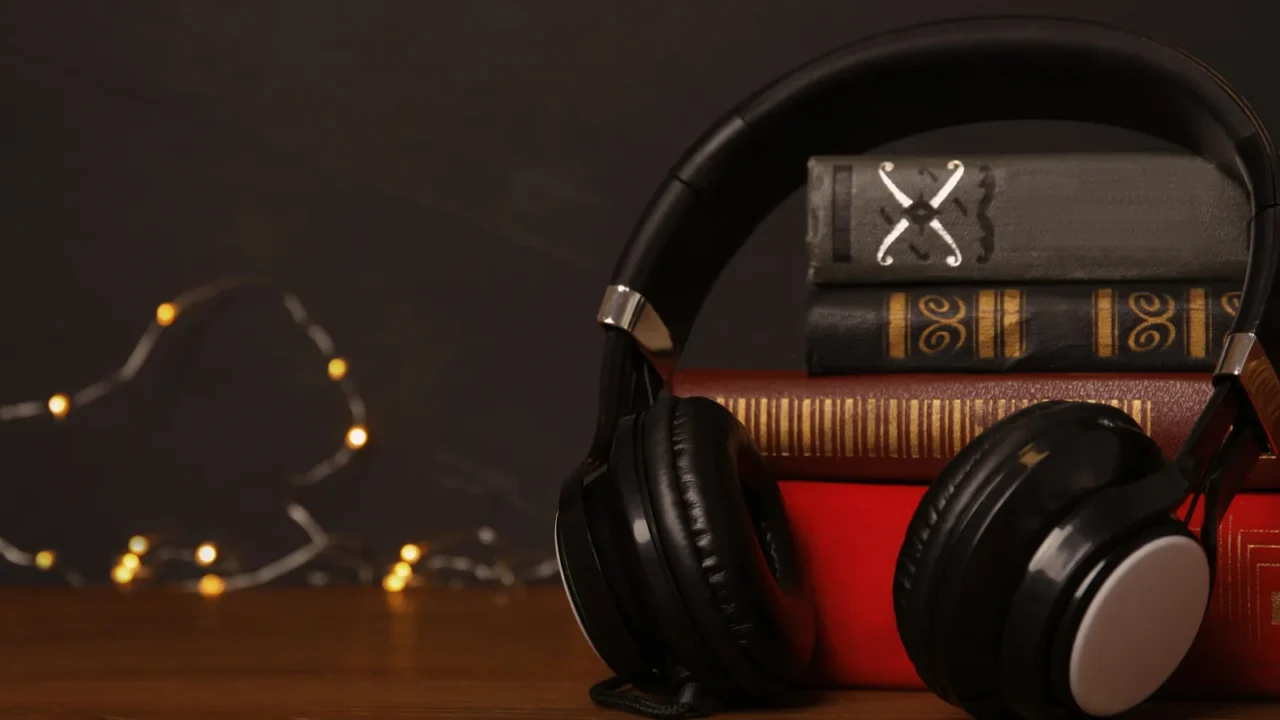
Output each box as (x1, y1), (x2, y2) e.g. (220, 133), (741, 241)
(588, 675), (714, 719)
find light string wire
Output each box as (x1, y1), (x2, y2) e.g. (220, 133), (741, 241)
(0, 276), (560, 595)
(0, 276), (370, 594)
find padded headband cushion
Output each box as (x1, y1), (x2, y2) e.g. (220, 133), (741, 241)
(642, 393), (814, 695)
(893, 401), (1163, 712)
(608, 17), (1276, 351)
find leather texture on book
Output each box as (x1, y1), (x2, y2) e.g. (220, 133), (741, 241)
(778, 479), (1280, 696)
(804, 281), (1244, 373)
(669, 369), (1280, 488)
(804, 153), (1249, 284)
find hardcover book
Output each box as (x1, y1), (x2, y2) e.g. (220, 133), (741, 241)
(804, 153), (1249, 285)
(804, 281), (1244, 373)
(778, 480), (1280, 696)
(669, 369), (1280, 488)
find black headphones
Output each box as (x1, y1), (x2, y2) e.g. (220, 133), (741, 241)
(555, 16), (1280, 720)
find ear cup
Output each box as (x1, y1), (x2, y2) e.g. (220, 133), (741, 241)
(641, 393), (816, 699)
(893, 400), (1074, 675)
(892, 401), (1165, 715)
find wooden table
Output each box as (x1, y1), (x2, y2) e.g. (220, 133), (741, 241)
(0, 586), (1271, 719)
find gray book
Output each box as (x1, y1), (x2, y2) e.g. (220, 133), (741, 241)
(805, 153), (1250, 285)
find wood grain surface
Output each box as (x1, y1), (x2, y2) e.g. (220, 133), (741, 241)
(0, 586), (1272, 719)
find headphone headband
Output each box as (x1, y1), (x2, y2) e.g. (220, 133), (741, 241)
(588, 16), (1280, 498)
(600, 16), (1277, 361)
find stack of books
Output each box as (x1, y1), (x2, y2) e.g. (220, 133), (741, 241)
(801, 153), (1249, 376)
(668, 153), (1280, 696)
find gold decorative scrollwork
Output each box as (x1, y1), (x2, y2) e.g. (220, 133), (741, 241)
(1222, 291), (1241, 316)
(917, 295), (966, 354)
(1127, 292), (1177, 352)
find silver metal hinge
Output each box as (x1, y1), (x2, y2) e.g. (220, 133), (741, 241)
(597, 285), (676, 382)
(1216, 332), (1280, 453)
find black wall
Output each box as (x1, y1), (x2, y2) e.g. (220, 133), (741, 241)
(0, 1), (1273, 585)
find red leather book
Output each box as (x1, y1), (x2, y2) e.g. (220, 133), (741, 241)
(778, 480), (1280, 696)
(671, 369), (1280, 489)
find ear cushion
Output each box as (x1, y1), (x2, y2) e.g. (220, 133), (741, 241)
(642, 393), (816, 697)
(894, 401), (1074, 634)
(892, 400), (1154, 696)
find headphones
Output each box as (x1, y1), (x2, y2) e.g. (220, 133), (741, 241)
(554, 16), (1280, 720)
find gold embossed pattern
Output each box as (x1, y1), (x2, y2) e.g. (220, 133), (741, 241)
(1127, 292), (1178, 352)
(917, 295), (967, 355)
(710, 395), (1151, 460)
(1215, 519), (1280, 647)
(880, 287), (1237, 364)
(1094, 287), (1240, 359)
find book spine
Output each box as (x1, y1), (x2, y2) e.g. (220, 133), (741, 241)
(804, 282), (1244, 373)
(804, 153), (1250, 285)
(778, 480), (1280, 695)
(670, 369), (1280, 489)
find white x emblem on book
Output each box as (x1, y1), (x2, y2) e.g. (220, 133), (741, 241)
(875, 159), (965, 267)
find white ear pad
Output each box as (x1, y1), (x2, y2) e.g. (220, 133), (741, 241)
(555, 510), (605, 664)
(1068, 533), (1210, 717)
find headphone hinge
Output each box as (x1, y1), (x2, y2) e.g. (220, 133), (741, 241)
(597, 285), (677, 384)
(1214, 332), (1280, 454)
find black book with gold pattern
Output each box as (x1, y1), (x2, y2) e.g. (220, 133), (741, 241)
(804, 282), (1244, 373)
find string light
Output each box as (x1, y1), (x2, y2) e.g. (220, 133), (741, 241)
(194, 542), (217, 567)
(0, 276), (371, 591)
(0, 274), (558, 593)
(127, 535), (150, 555)
(379, 525), (561, 592)
(197, 574), (225, 598)
(400, 543), (422, 564)
(155, 302), (178, 327)
(46, 394), (69, 419)
(327, 357), (348, 381)
(382, 572), (407, 593)
(111, 563), (134, 585)
(33, 550), (55, 570)
(345, 425), (368, 450)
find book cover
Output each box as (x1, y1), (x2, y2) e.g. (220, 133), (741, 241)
(805, 153), (1249, 284)
(804, 281), (1243, 373)
(669, 369), (1280, 488)
(777, 480), (1280, 697)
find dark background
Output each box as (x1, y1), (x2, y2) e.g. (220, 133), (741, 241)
(0, 1), (1272, 585)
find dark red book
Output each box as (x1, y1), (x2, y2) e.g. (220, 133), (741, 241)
(671, 369), (1280, 489)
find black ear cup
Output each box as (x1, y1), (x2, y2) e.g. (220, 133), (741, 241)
(893, 400), (1078, 681)
(556, 454), (669, 690)
(640, 394), (816, 699)
(1014, 516), (1207, 719)
(892, 401), (1165, 718)
(558, 390), (816, 707)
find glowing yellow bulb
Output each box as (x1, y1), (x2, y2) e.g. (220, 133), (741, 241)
(119, 552), (140, 570)
(327, 357), (348, 380)
(382, 572), (407, 592)
(33, 550), (55, 570)
(345, 425), (368, 449)
(195, 542), (217, 566)
(399, 544), (422, 564)
(111, 564), (135, 584)
(127, 535), (150, 555)
(197, 574), (225, 597)
(393, 561), (413, 578)
(47, 394), (69, 418)
(155, 302), (178, 327)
